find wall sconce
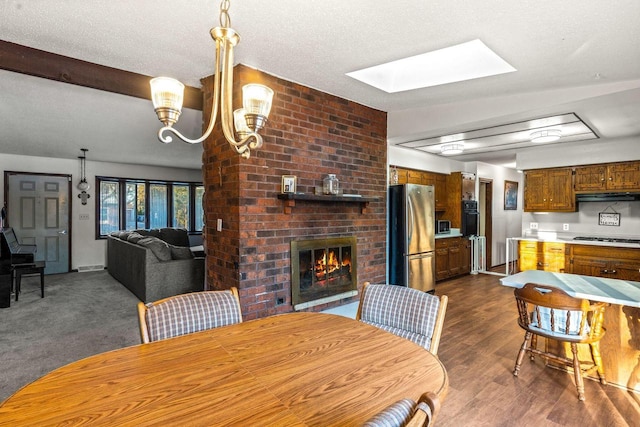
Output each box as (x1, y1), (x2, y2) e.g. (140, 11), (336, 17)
(78, 148), (91, 205)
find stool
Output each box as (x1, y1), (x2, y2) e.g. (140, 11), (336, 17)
(14, 261), (46, 301)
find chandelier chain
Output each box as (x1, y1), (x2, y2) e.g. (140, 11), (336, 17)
(219, 0), (231, 28)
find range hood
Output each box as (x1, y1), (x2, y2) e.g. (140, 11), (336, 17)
(576, 192), (640, 202)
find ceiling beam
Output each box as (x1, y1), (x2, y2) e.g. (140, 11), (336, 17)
(0, 40), (203, 111)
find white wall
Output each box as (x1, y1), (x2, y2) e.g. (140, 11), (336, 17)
(522, 201), (640, 238)
(388, 145), (472, 174)
(516, 136), (640, 170)
(0, 153), (202, 270)
(475, 162), (523, 266)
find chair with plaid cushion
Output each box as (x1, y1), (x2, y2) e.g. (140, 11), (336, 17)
(356, 282), (448, 355)
(363, 391), (440, 427)
(137, 288), (243, 343)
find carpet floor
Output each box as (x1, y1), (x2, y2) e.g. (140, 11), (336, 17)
(0, 270), (141, 401)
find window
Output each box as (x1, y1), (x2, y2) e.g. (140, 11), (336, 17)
(96, 177), (203, 238)
(126, 182), (146, 230)
(149, 184), (167, 229)
(172, 184), (190, 229)
(99, 181), (119, 236)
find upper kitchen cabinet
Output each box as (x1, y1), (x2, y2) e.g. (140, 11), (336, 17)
(575, 161), (640, 192)
(423, 172), (447, 211)
(523, 167), (576, 212)
(609, 161), (640, 190)
(390, 167), (447, 211)
(575, 161), (640, 191)
(573, 164), (606, 191)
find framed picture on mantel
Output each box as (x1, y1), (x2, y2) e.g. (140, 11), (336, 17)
(504, 180), (518, 210)
(282, 175), (297, 193)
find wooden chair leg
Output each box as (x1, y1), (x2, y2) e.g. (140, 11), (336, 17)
(571, 343), (586, 401)
(513, 332), (532, 376)
(590, 342), (607, 385)
(530, 334), (538, 361)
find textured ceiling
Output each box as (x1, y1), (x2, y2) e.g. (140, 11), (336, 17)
(1, 0), (639, 169)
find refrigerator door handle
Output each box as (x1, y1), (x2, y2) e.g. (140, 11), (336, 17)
(407, 195), (414, 249)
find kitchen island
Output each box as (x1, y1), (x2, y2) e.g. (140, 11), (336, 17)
(507, 235), (640, 282)
(501, 270), (640, 394)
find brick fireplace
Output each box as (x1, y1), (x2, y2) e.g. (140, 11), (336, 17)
(202, 65), (387, 320)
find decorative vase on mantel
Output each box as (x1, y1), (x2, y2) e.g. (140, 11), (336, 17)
(323, 174), (340, 195)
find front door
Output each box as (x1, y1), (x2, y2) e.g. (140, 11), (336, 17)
(6, 172), (71, 274)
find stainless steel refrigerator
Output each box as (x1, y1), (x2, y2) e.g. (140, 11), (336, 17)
(388, 184), (435, 292)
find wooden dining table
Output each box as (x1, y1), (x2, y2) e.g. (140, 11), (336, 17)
(0, 312), (448, 426)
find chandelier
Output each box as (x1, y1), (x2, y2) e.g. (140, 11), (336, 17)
(150, 0), (274, 159)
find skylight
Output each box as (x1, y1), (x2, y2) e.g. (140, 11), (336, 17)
(346, 39), (516, 93)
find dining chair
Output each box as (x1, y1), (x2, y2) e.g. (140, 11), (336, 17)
(363, 392), (440, 427)
(512, 282), (607, 401)
(356, 282), (448, 355)
(137, 288), (243, 343)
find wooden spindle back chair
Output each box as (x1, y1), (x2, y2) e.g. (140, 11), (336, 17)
(513, 283), (607, 401)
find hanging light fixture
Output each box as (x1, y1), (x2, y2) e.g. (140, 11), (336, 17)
(150, 0), (274, 159)
(441, 142), (465, 155)
(77, 148), (91, 205)
(530, 129), (561, 143)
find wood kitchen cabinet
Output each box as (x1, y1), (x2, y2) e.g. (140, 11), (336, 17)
(568, 244), (640, 282)
(435, 237), (471, 281)
(390, 167), (448, 211)
(518, 240), (566, 272)
(523, 167), (575, 212)
(574, 161), (640, 192)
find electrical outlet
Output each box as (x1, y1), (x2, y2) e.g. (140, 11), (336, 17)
(530, 222), (538, 230)
(217, 218), (223, 232)
(563, 223), (570, 231)
(79, 214), (90, 220)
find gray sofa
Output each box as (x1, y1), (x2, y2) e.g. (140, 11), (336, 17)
(107, 228), (204, 303)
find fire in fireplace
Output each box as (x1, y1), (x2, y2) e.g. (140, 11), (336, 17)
(291, 236), (357, 309)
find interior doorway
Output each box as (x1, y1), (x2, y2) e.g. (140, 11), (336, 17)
(478, 178), (493, 268)
(4, 171), (72, 274)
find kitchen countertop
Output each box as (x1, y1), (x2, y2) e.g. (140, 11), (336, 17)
(435, 228), (463, 239)
(500, 270), (640, 308)
(510, 234), (640, 249)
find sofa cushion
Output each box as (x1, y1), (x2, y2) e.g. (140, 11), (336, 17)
(170, 244), (194, 260)
(159, 228), (190, 247)
(137, 237), (172, 261)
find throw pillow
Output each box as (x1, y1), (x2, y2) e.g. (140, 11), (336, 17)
(126, 232), (145, 244)
(137, 237), (172, 262)
(159, 227), (190, 247)
(170, 244), (194, 260)
(118, 231), (133, 241)
(134, 229), (152, 237)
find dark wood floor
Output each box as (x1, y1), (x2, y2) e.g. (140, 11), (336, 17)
(435, 270), (640, 427)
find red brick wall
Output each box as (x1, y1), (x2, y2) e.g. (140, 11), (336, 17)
(202, 65), (387, 320)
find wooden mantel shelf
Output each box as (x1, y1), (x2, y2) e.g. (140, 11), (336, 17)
(277, 193), (380, 214)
